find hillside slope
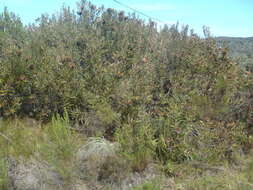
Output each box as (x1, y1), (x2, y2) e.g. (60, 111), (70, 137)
(216, 36), (253, 70)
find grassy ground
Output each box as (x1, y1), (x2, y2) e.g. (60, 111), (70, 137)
(1, 117), (253, 190)
(0, 116), (85, 189)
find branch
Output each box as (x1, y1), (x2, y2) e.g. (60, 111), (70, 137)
(0, 132), (12, 144)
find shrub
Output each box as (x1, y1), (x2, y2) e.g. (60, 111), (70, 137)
(116, 119), (156, 172)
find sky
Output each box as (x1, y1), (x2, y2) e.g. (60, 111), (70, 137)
(0, 0), (252, 37)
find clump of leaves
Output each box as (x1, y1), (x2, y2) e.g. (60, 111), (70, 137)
(116, 117), (156, 172)
(133, 180), (162, 190)
(45, 111), (74, 160)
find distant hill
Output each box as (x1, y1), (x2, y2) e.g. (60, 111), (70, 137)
(216, 37), (253, 57)
(216, 37), (253, 42)
(216, 37), (253, 71)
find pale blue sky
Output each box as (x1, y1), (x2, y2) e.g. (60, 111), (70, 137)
(0, 0), (252, 37)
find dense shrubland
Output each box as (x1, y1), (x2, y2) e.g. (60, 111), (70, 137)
(1, 0), (253, 189)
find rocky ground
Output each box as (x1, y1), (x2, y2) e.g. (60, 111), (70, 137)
(5, 138), (172, 190)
